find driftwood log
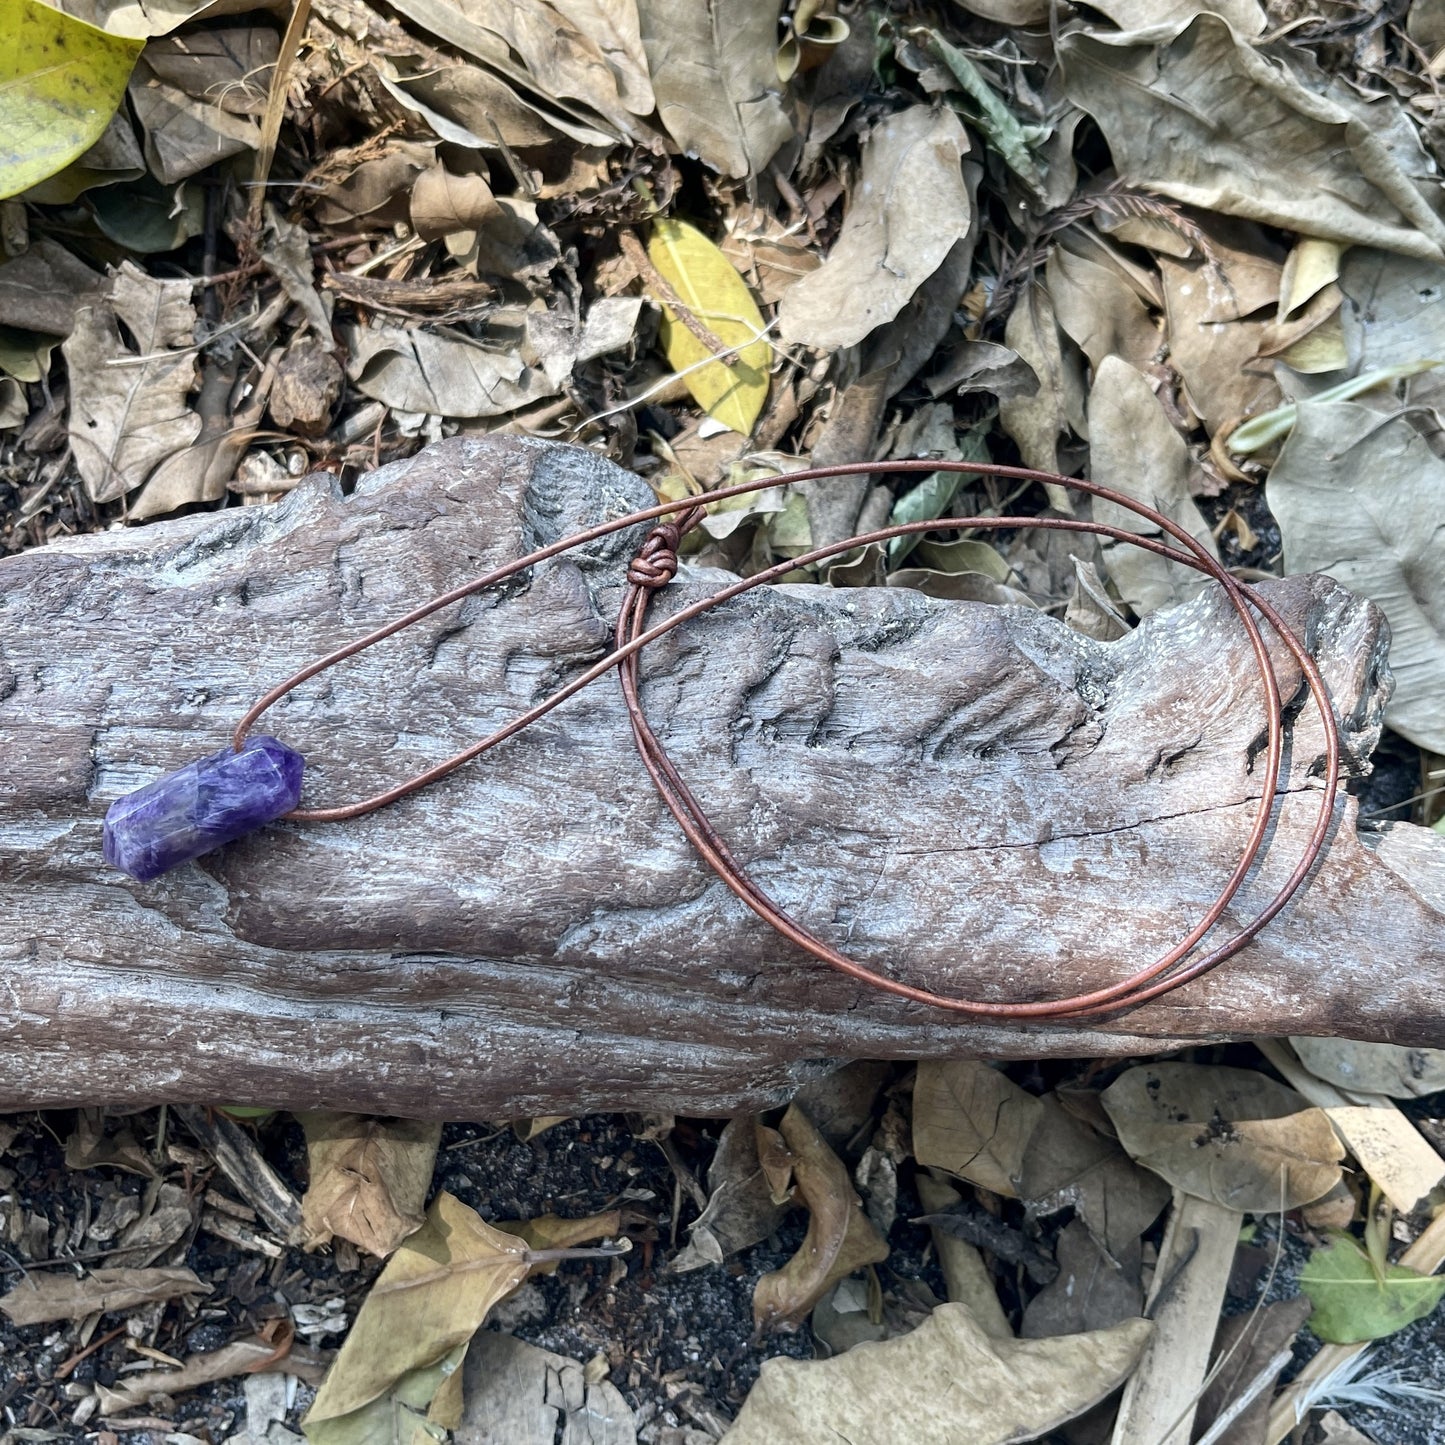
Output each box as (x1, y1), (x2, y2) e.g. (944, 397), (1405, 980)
(2, 436), (1442, 1117)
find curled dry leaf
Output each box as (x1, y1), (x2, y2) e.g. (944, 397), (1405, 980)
(1060, 14), (1445, 260)
(1101, 1063), (1345, 1212)
(636, 0), (793, 178)
(647, 217), (770, 436)
(1267, 401), (1445, 753)
(721, 1304), (1151, 1445)
(62, 260), (201, 503)
(0, 1264), (208, 1326)
(911, 1059), (1042, 1198)
(299, 1112), (441, 1258)
(96, 1336), (328, 1417)
(386, 0), (652, 139)
(1087, 355), (1219, 617)
(673, 1115), (789, 1272)
(752, 1104), (888, 1330)
(303, 1192), (529, 1438)
(779, 105), (971, 350)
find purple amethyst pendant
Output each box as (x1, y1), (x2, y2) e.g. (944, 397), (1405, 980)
(103, 736), (305, 881)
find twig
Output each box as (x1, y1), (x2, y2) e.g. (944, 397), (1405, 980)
(247, 0), (313, 235)
(55, 1325), (129, 1380)
(619, 231), (736, 363)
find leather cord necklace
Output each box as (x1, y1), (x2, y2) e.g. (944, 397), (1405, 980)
(102, 458), (1341, 1021)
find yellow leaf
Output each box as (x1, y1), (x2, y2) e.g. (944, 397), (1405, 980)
(0, 1), (143, 202)
(303, 1193), (528, 1437)
(648, 217), (769, 436)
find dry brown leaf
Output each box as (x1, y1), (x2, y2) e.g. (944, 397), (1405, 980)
(721, 1304), (1152, 1444)
(1088, 355), (1219, 616)
(1021, 1219), (1143, 1338)
(752, 1104), (889, 1330)
(385, 0), (652, 138)
(1019, 1093), (1170, 1268)
(1290, 1038), (1445, 1099)
(673, 1116), (789, 1272)
(999, 280), (1086, 476)
(1, 1265), (208, 1326)
(0, 236), (103, 336)
(1267, 401), (1445, 753)
(376, 60), (583, 149)
(62, 260), (200, 503)
(1102, 1063), (1344, 1211)
(344, 320), (558, 419)
(95, 1337), (329, 1415)
(636, 0), (792, 178)
(299, 1112), (441, 1258)
(912, 1059), (1042, 1198)
(410, 164), (500, 241)
(1061, 14), (1445, 260)
(1157, 227), (1282, 434)
(141, 22), (278, 114)
(779, 105), (971, 349)
(1046, 243), (1160, 373)
(128, 66), (260, 183)
(304, 1192), (529, 1433)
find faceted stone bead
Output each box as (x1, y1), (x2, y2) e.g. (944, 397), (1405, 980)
(103, 736), (305, 881)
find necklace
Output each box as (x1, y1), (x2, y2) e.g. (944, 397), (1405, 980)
(100, 457), (1340, 1020)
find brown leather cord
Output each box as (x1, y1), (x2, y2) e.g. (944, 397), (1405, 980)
(235, 459), (1341, 1019)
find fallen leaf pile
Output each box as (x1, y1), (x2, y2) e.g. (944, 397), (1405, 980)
(0, 1045), (1442, 1441)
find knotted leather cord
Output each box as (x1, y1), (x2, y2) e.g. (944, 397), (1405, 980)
(234, 459), (1341, 1020)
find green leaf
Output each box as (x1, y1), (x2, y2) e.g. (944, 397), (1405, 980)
(886, 426), (991, 565)
(0, 0), (144, 202)
(1227, 360), (1441, 454)
(303, 1193), (529, 1438)
(648, 217), (770, 436)
(920, 31), (1046, 192)
(1300, 1235), (1445, 1344)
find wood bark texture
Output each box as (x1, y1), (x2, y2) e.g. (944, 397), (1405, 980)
(2, 436), (1442, 1116)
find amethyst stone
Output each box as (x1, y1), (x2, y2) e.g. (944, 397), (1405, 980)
(102, 736), (305, 881)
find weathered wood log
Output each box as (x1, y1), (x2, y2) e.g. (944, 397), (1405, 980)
(2, 437), (1441, 1116)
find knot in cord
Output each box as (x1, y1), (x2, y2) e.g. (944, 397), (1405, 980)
(626, 506), (705, 590)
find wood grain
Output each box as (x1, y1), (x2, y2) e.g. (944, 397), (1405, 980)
(1, 435), (1441, 1116)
